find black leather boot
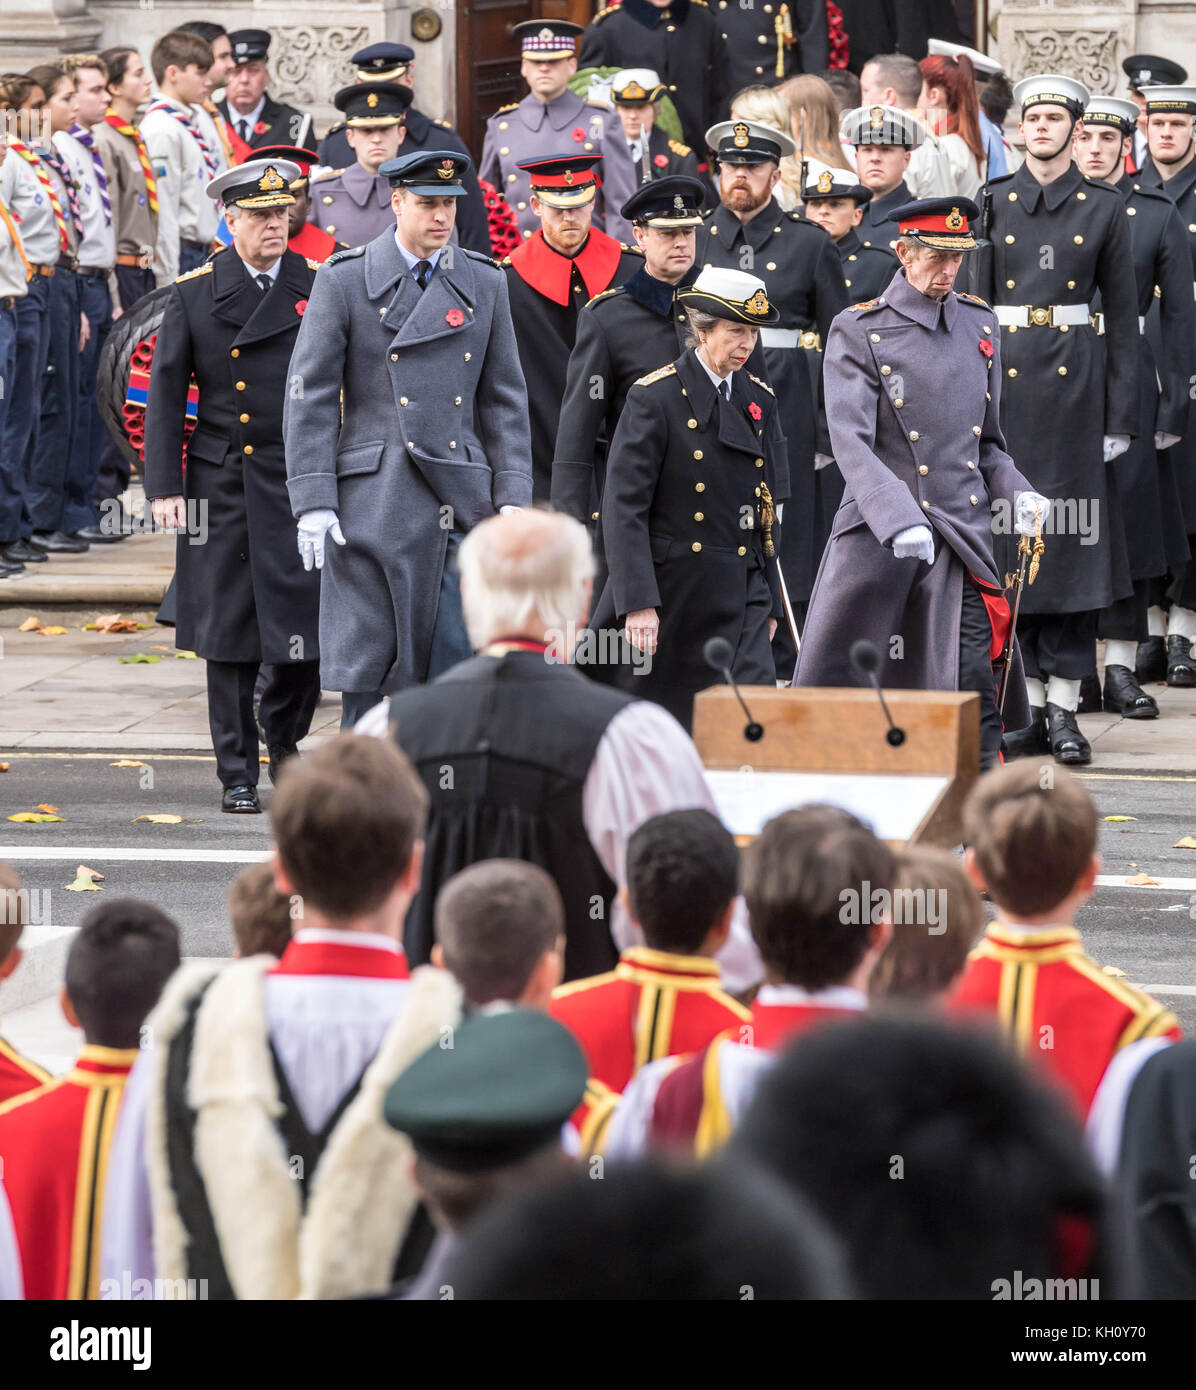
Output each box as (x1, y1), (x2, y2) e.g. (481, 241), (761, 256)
(1134, 635), (1167, 683)
(1166, 634), (1196, 687)
(1102, 665), (1158, 718)
(1001, 708), (1048, 760)
(1077, 674), (1102, 714)
(1046, 703), (1092, 765)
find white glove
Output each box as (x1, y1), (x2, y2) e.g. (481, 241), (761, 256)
(296, 509), (346, 571)
(1155, 431), (1181, 451)
(814, 452), (835, 471)
(892, 524), (935, 563)
(499, 505), (522, 516)
(1103, 434), (1130, 463)
(1014, 490), (1051, 538)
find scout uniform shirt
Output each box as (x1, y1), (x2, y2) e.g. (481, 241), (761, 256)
(140, 96), (222, 285)
(54, 129), (115, 272)
(550, 945), (750, 1149)
(0, 196), (31, 303)
(0, 1044), (138, 1298)
(951, 923), (1181, 1117)
(309, 162), (395, 249)
(92, 117), (158, 265)
(0, 142), (67, 268)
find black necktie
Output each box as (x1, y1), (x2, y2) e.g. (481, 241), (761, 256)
(238, 119), (250, 143)
(256, 273), (272, 294)
(414, 259), (433, 291)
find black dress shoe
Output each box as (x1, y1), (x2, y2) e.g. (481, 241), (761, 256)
(1103, 664), (1159, 719)
(1077, 673), (1102, 714)
(75, 524), (125, 544)
(1135, 634), (1167, 684)
(1001, 710), (1048, 760)
(1166, 634), (1196, 688)
(1046, 703), (1092, 765)
(0, 556), (22, 577)
(267, 744), (298, 785)
(30, 530), (88, 553)
(221, 784), (262, 814)
(3, 540), (46, 563)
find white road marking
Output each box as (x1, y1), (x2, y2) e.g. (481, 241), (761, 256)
(1095, 874), (1196, 891)
(1139, 985), (1196, 996)
(0, 845), (270, 864)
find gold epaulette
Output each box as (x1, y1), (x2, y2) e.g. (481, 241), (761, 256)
(748, 372), (774, 396)
(498, 255), (513, 267)
(592, 5), (617, 19)
(433, 117), (452, 129)
(668, 138), (692, 157)
(305, 258), (321, 270)
(848, 296), (885, 313)
(311, 166), (344, 182)
(585, 286), (622, 308)
(175, 262), (212, 282)
(692, 0), (709, 7)
(619, 242), (645, 255)
(494, 101), (520, 115)
(955, 290), (991, 309)
(636, 363), (677, 386)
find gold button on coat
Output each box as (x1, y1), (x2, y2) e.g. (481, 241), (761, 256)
(235, 380), (245, 390)
(694, 511), (704, 521)
(909, 430), (919, 440)
(243, 445), (253, 455)
(1006, 279), (1015, 289)
(737, 546), (747, 555)
(918, 464), (928, 475)
(322, 196), (333, 205)
(230, 348), (239, 358)
(1008, 368), (1017, 377)
(881, 365), (891, 375)
(754, 457), (763, 467)
(1058, 366), (1067, 376)
(464, 352), (471, 361)
(692, 542), (702, 552)
(1074, 235), (1083, 244)
(499, 147), (509, 156)
(391, 353), (398, 361)
(400, 396), (408, 405)
(969, 494), (978, 505)
(968, 460), (976, 469)
(693, 449), (703, 459)
(922, 499), (930, 509)
(687, 418), (698, 429)
(870, 333), (880, 342)
(973, 425), (982, 434)
(239, 412), (249, 423)
(695, 482), (705, 492)
(893, 397), (903, 407)
(1004, 234), (1014, 243)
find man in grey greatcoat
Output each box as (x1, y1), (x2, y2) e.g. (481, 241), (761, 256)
(283, 148), (533, 727)
(794, 197), (1049, 771)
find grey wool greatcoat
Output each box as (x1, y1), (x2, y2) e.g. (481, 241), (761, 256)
(795, 269), (1036, 733)
(143, 247), (321, 665)
(283, 231), (533, 692)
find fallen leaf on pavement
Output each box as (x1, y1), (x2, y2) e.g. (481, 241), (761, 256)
(132, 813), (182, 824)
(36, 626), (68, 636)
(119, 654), (160, 664)
(1124, 872), (1160, 887)
(17, 616), (39, 632)
(1173, 836), (1196, 850)
(1104, 815), (1137, 822)
(0, 764), (9, 773)
(174, 650), (198, 659)
(35, 803), (59, 813)
(1102, 965), (1127, 977)
(65, 865), (104, 892)
(109, 759), (147, 768)
(7, 812), (65, 823)
(90, 613), (141, 634)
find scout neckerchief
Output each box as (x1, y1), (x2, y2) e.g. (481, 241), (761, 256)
(4, 138), (69, 251)
(103, 109), (159, 214)
(40, 143), (84, 241)
(145, 96), (219, 178)
(0, 197), (32, 280)
(69, 122), (112, 226)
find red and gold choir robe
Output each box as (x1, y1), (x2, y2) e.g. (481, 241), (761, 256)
(0, 1045), (138, 1298)
(0, 1034), (51, 1105)
(550, 945), (750, 1144)
(951, 924), (1181, 1117)
(288, 218), (339, 264)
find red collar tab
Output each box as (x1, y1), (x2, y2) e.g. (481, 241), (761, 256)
(509, 228), (623, 306)
(270, 937), (410, 980)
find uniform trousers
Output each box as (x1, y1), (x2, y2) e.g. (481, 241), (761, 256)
(1016, 612), (1099, 683)
(0, 304), (17, 539)
(1098, 577), (1151, 643)
(64, 274), (112, 534)
(206, 658), (322, 787)
(0, 275), (50, 543)
(28, 267), (82, 534)
(96, 265), (157, 506)
(959, 580), (1004, 771)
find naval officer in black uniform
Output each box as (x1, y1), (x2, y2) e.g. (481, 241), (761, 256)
(552, 175), (706, 533)
(144, 159), (322, 812)
(597, 266), (785, 730)
(1074, 96), (1195, 719)
(842, 103), (926, 252)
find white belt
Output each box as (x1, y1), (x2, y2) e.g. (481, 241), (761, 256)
(758, 327), (822, 349)
(993, 303), (1092, 328)
(1087, 314), (1145, 336)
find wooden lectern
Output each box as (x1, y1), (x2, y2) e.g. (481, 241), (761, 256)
(692, 687), (980, 847)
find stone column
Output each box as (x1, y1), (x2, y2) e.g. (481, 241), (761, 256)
(0, 0), (101, 67)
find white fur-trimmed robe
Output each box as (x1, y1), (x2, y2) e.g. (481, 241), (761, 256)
(143, 957), (461, 1299)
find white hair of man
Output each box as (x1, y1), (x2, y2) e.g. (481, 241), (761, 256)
(458, 508), (596, 652)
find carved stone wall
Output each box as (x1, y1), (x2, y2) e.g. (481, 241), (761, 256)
(997, 0), (1137, 94)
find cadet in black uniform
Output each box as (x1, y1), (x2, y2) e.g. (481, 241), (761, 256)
(1075, 96), (1195, 718)
(143, 160), (322, 813)
(597, 266), (784, 730)
(609, 69), (702, 184)
(967, 74), (1139, 765)
(580, 0), (730, 161)
(800, 163), (899, 556)
(1135, 83), (1196, 687)
(842, 104), (925, 252)
(500, 154), (642, 501)
(552, 176), (706, 532)
(315, 43), (490, 256)
(697, 118), (846, 667)
(715, 0), (828, 93)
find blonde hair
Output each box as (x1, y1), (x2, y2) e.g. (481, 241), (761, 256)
(60, 53), (109, 81)
(730, 85), (805, 208)
(776, 74), (855, 172)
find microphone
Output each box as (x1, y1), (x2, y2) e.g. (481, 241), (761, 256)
(704, 636), (764, 743)
(849, 639), (906, 747)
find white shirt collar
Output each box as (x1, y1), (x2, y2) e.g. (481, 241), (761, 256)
(693, 347), (733, 397)
(228, 96), (267, 133)
(238, 252), (281, 283)
(394, 232), (443, 275)
(754, 983), (869, 1010)
(292, 927), (402, 954)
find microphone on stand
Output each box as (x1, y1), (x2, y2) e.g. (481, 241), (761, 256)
(850, 639), (906, 747)
(704, 636), (764, 743)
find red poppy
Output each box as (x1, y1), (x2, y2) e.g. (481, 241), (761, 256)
(446, 308), (465, 327)
(748, 402), (762, 421)
(294, 299), (308, 316)
(653, 153), (668, 168)
(253, 120), (268, 136)
(979, 338), (993, 357)
(571, 127), (586, 142)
